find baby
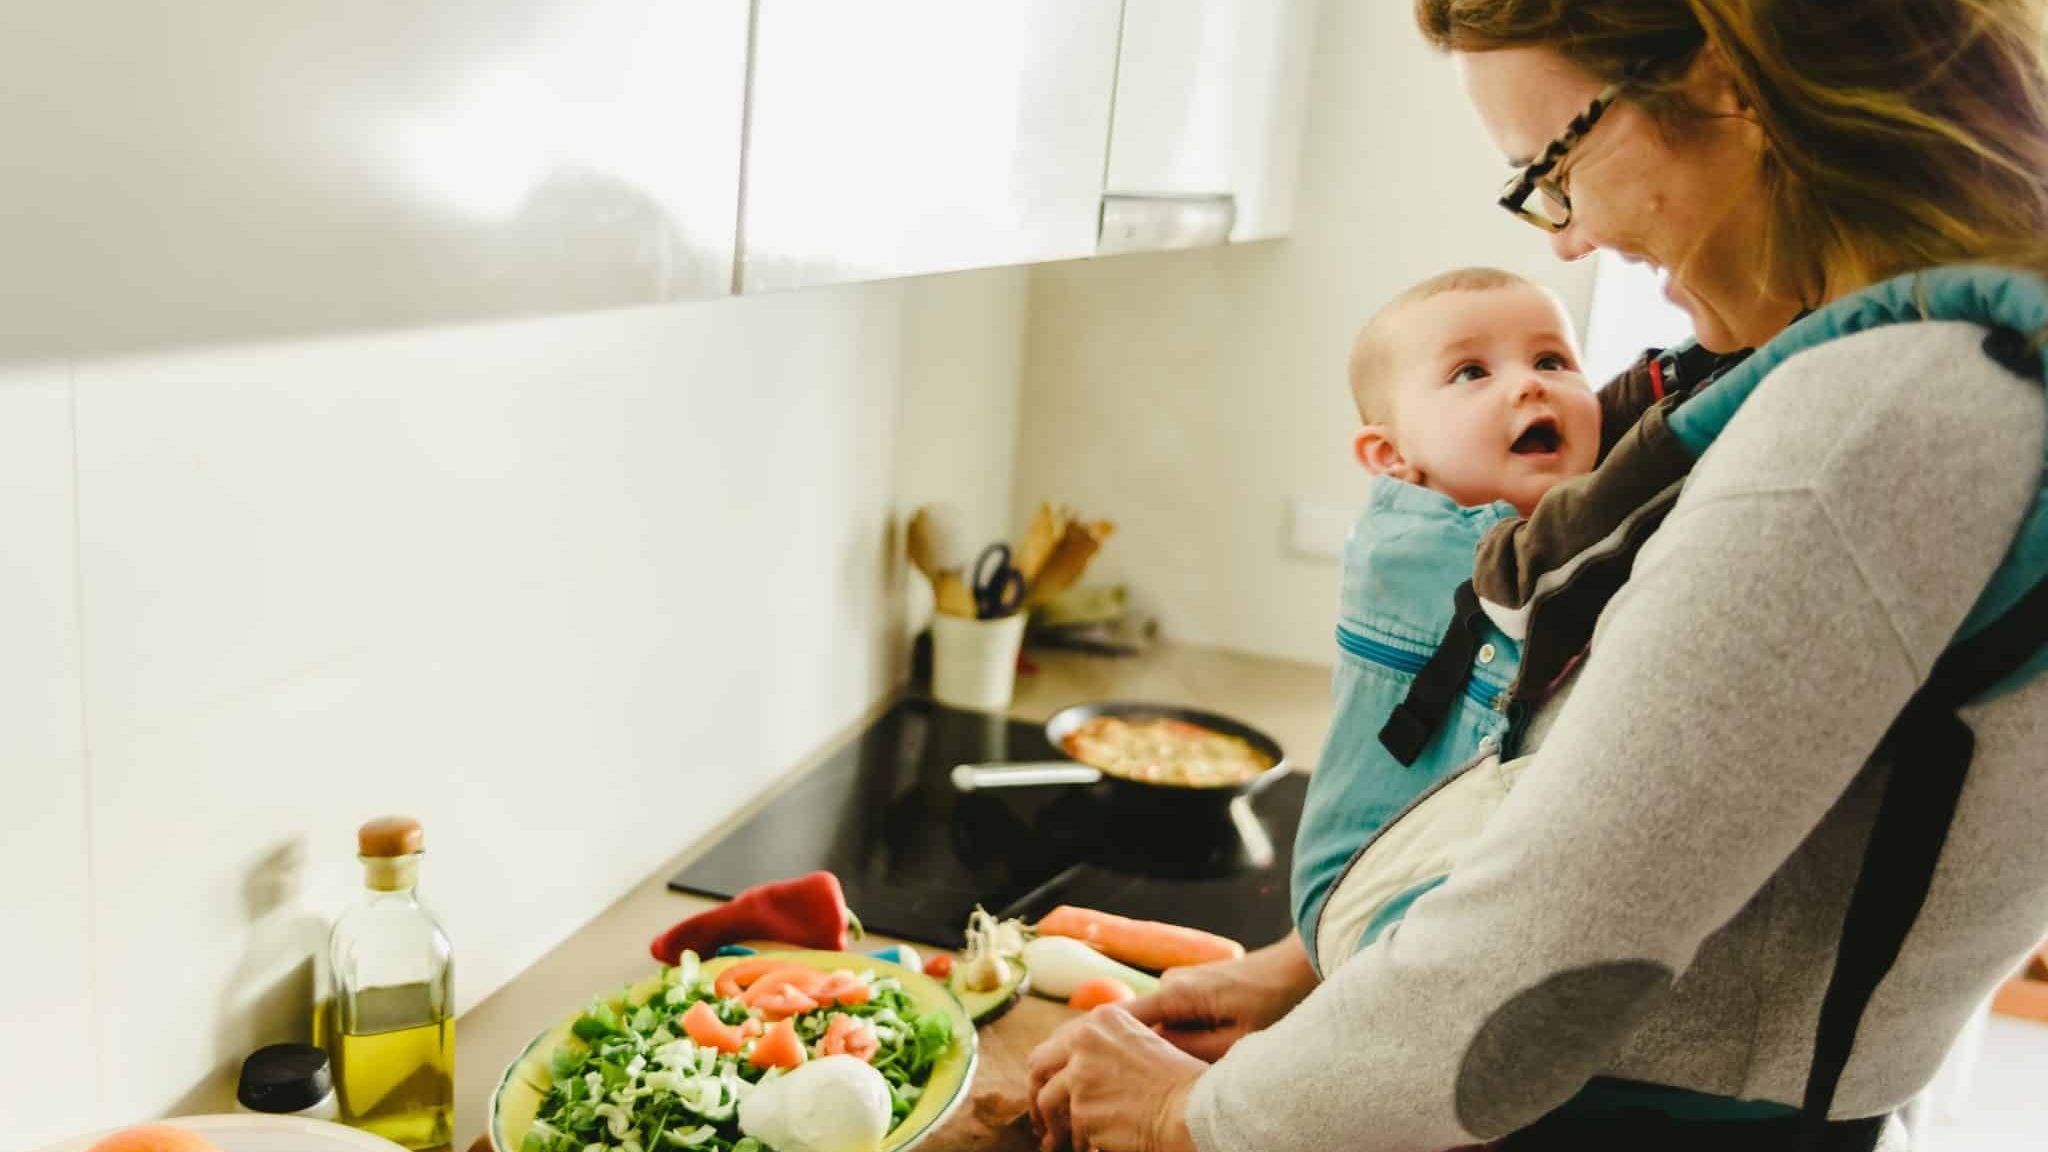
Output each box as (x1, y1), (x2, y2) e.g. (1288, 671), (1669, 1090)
(1290, 266), (1677, 973)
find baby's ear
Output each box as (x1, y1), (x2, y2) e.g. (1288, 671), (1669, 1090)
(1354, 425), (1407, 477)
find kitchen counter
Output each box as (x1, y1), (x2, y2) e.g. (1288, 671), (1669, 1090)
(453, 641), (1331, 1147)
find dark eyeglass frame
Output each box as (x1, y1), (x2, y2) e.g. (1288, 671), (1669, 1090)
(1498, 82), (1626, 233)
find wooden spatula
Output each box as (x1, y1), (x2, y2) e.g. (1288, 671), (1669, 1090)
(1024, 519), (1115, 608)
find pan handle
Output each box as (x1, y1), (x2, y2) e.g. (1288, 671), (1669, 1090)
(950, 763), (1105, 792)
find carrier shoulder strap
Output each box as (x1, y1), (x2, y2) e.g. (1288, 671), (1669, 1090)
(1378, 581), (1486, 766)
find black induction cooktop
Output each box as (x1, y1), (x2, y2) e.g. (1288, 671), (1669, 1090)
(668, 697), (1307, 950)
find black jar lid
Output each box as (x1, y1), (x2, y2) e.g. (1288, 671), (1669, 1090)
(237, 1043), (333, 1114)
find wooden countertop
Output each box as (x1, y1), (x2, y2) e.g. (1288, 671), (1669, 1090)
(453, 642), (1331, 1149)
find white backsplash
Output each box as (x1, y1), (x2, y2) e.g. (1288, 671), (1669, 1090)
(0, 267), (1026, 1147)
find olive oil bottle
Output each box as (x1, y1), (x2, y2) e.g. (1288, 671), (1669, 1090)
(325, 816), (453, 1150)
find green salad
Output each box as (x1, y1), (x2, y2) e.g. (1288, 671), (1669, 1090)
(520, 952), (957, 1152)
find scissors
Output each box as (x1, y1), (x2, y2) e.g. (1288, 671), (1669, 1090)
(971, 542), (1026, 620)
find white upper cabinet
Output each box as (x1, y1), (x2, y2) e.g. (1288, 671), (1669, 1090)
(738, 0), (1124, 294)
(1105, 0), (1241, 197)
(0, 0), (749, 363)
(1101, 0), (1319, 248)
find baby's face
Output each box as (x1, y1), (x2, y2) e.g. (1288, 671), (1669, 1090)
(1375, 285), (1599, 514)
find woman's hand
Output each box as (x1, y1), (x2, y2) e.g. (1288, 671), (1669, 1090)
(1126, 932), (1318, 1061)
(1024, 934), (1318, 1150)
(1026, 1004), (1206, 1152)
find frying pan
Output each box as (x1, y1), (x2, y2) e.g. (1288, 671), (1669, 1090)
(949, 700), (1291, 812)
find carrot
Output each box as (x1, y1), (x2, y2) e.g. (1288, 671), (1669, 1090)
(821, 1013), (879, 1062)
(681, 1001), (749, 1054)
(1033, 905), (1244, 971)
(1067, 977), (1135, 1012)
(748, 1018), (807, 1069)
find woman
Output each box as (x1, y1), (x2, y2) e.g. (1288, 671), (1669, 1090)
(1027, 2), (2048, 1149)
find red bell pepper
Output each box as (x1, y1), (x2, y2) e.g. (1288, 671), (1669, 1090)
(650, 870), (864, 964)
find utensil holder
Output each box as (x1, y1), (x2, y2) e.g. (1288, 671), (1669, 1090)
(930, 612), (1027, 711)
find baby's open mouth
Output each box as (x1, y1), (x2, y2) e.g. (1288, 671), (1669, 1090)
(1511, 419), (1561, 455)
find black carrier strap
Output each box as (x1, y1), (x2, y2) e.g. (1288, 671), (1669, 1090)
(1797, 569), (2048, 1150)
(1378, 580), (1488, 765)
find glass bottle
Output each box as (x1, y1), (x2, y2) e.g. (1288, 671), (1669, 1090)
(324, 816), (454, 1150)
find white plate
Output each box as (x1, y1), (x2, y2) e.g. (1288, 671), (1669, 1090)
(35, 1115), (408, 1152)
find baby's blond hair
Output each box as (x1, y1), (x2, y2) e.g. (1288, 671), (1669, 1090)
(1349, 266), (1537, 425)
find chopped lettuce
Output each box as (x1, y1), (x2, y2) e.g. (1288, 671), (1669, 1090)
(523, 954), (955, 1152)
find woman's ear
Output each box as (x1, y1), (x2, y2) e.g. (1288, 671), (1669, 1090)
(1354, 425), (1409, 478)
(1684, 41), (1753, 121)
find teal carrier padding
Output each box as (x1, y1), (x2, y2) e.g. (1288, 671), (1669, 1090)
(1668, 265), (2048, 690)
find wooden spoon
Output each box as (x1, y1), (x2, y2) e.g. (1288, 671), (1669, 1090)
(934, 568), (980, 618)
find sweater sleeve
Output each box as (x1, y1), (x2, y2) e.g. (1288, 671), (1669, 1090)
(1185, 324), (2042, 1151)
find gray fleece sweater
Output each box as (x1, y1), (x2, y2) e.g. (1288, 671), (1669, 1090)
(1189, 322), (2048, 1150)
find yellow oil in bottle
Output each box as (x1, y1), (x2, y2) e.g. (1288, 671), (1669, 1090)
(326, 817), (454, 1152)
(328, 985), (453, 1149)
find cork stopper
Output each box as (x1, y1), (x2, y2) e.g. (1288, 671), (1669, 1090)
(358, 816), (424, 859)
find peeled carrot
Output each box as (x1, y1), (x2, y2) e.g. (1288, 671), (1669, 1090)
(1067, 977), (1136, 1012)
(749, 1018), (807, 1069)
(1034, 905), (1244, 971)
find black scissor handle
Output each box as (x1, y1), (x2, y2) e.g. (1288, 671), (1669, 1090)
(972, 543), (1026, 618)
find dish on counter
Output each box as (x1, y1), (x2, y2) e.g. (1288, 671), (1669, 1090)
(1058, 713), (1278, 788)
(34, 1117), (404, 1152)
(490, 950), (975, 1152)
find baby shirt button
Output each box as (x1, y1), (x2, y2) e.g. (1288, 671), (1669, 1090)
(1477, 643), (1497, 665)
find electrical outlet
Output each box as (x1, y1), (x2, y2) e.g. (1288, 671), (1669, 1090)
(1288, 498), (1355, 562)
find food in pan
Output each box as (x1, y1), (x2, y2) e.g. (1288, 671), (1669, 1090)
(1057, 715), (1275, 788)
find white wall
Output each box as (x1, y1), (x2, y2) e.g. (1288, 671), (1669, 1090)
(0, 266), (1027, 1147)
(1014, 0), (1597, 665)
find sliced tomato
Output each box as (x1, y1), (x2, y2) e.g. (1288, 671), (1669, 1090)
(713, 957), (806, 999)
(680, 1000), (748, 1054)
(922, 953), (955, 979)
(740, 965), (829, 1004)
(747, 986), (820, 1020)
(821, 1013), (879, 1063)
(813, 969), (873, 1006)
(748, 1018), (807, 1069)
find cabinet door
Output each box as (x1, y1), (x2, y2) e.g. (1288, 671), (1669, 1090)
(1225, 0), (1319, 241)
(739, 0), (1123, 293)
(0, 0), (748, 363)
(1104, 0), (1241, 197)
(1102, 0), (1318, 243)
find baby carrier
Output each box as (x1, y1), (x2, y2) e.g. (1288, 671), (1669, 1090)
(1315, 266), (2048, 1151)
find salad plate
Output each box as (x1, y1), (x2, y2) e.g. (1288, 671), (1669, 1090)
(35, 1116), (405, 1152)
(491, 949), (976, 1152)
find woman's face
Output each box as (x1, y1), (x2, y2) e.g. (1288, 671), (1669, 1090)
(1456, 46), (1802, 352)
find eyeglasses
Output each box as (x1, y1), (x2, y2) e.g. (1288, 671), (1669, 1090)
(1498, 83), (1625, 233)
